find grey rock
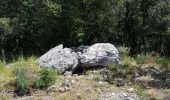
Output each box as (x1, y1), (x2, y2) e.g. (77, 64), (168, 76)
(64, 71), (72, 77)
(47, 85), (57, 93)
(127, 88), (134, 93)
(59, 80), (76, 92)
(37, 43), (120, 73)
(86, 74), (94, 80)
(99, 68), (110, 81)
(71, 45), (89, 54)
(37, 45), (78, 73)
(73, 74), (78, 77)
(115, 78), (127, 87)
(99, 91), (140, 100)
(59, 87), (66, 93)
(78, 43), (121, 67)
(75, 92), (82, 100)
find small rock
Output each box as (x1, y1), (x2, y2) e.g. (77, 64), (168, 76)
(71, 80), (76, 84)
(127, 88), (134, 93)
(132, 71), (140, 77)
(86, 74), (94, 80)
(99, 81), (103, 85)
(47, 85), (57, 93)
(100, 91), (140, 100)
(61, 82), (71, 89)
(99, 68), (110, 81)
(115, 78), (126, 87)
(75, 93), (82, 99)
(73, 74), (78, 77)
(122, 93), (128, 97)
(59, 80), (76, 92)
(59, 87), (66, 93)
(95, 88), (102, 93)
(64, 71), (72, 77)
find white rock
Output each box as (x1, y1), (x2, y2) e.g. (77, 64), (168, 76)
(59, 87), (66, 93)
(37, 43), (121, 74)
(79, 43), (121, 67)
(127, 88), (134, 93)
(37, 45), (78, 73)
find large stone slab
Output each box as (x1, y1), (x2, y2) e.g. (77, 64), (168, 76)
(78, 43), (121, 67)
(37, 45), (78, 73)
(37, 43), (121, 73)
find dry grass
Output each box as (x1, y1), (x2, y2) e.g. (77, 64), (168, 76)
(0, 66), (14, 90)
(0, 48), (170, 99)
(0, 56), (40, 92)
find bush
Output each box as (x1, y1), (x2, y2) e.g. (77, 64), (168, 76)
(10, 56), (40, 96)
(0, 61), (5, 70)
(11, 57), (58, 95)
(14, 68), (30, 96)
(134, 85), (148, 97)
(118, 46), (130, 58)
(33, 68), (58, 90)
(156, 57), (170, 72)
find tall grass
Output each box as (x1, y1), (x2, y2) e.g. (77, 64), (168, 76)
(0, 55), (58, 96)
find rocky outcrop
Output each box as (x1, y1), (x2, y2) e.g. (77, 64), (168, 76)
(37, 45), (78, 73)
(37, 43), (120, 73)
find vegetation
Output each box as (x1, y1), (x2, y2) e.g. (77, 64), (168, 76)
(0, 56), (58, 96)
(0, 48), (169, 98)
(107, 46), (170, 84)
(0, 0), (170, 99)
(14, 68), (30, 96)
(0, 0), (170, 58)
(33, 68), (58, 90)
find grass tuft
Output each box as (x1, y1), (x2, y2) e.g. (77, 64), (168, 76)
(33, 68), (58, 90)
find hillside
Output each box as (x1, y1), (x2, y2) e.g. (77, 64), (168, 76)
(0, 47), (170, 100)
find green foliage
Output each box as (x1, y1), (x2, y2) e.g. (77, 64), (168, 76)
(14, 68), (30, 96)
(33, 68), (58, 90)
(0, 18), (12, 34)
(108, 64), (118, 73)
(136, 53), (147, 65)
(118, 46), (130, 57)
(156, 57), (168, 66)
(156, 57), (170, 72)
(0, 0), (170, 57)
(0, 61), (5, 70)
(135, 85), (148, 97)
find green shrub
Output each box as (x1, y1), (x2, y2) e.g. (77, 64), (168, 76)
(0, 61), (5, 70)
(14, 68), (30, 96)
(156, 57), (170, 72)
(108, 64), (118, 72)
(136, 53), (146, 65)
(33, 68), (58, 89)
(0, 18), (13, 34)
(134, 85), (148, 97)
(118, 46), (130, 57)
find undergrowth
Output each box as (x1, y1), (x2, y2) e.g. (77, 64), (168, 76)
(107, 46), (170, 84)
(0, 56), (58, 96)
(0, 47), (169, 97)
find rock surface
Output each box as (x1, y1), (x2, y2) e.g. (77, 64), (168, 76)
(78, 43), (121, 67)
(37, 43), (120, 73)
(99, 91), (140, 100)
(37, 45), (78, 73)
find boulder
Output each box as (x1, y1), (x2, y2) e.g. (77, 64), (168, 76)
(37, 45), (78, 73)
(78, 43), (121, 67)
(37, 43), (121, 73)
